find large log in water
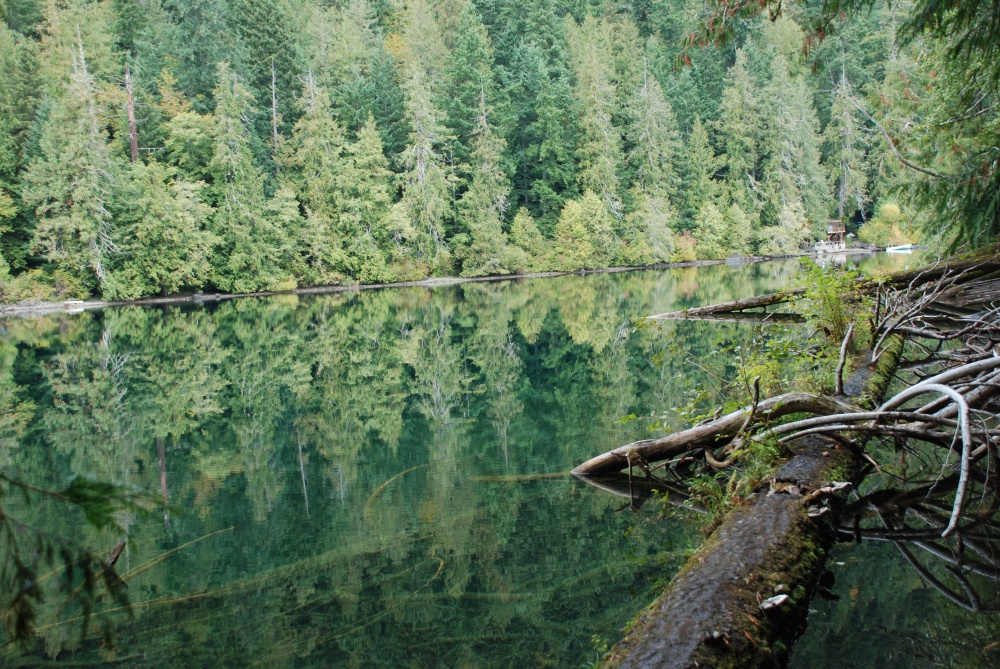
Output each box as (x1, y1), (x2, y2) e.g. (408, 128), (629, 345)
(601, 440), (853, 669)
(592, 337), (906, 668)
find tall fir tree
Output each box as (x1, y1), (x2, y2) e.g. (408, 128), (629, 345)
(335, 44), (411, 157)
(162, 0), (244, 112)
(440, 2), (505, 172)
(104, 162), (215, 299)
(552, 189), (616, 270)
(826, 70), (869, 223)
(340, 115), (396, 283)
(396, 70), (454, 270)
(715, 49), (761, 219)
(763, 53), (829, 237)
(281, 78), (350, 285)
(566, 14), (624, 219)
(0, 21), (39, 273)
(678, 116), (719, 231)
(625, 65), (680, 197)
(228, 0), (305, 143)
(455, 92), (521, 277)
(525, 57), (578, 234)
(22, 35), (120, 296)
(209, 62), (292, 292)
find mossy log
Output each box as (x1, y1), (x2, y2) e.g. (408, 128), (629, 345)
(600, 440), (852, 669)
(595, 338), (906, 668)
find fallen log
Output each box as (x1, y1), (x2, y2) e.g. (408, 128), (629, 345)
(600, 440), (854, 669)
(591, 337), (906, 669)
(648, 290), (803, 320)
(651, 311), (805, 324)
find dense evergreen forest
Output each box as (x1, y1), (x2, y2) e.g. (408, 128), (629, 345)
(0, 0), (947, 300)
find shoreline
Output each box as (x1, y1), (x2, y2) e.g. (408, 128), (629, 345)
(0, 249), (874, 319)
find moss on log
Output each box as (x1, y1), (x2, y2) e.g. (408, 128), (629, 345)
(597, 338), (907, 668)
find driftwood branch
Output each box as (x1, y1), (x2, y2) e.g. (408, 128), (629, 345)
(835, 322), (854, 395)
(572, 392), (855, 475)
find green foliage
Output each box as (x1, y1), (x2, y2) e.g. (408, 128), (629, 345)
(163, 110), (217, 184)
(104, 162), (215, 299)
(21, 42), (120, 297)
(455, 100), (522, 277)
(677, 116), (718, 231)
(440, 3), (504, 171)
(0, 470), (155, 645)
(0, 0), (981, 302)
(566, 14), (624, 219)
(552, 190), (616, 270)
(280, 81), (351, 284)
(209, 63), (293, 293)
(857, 202), (915, 248)
(509, 206), (546, 262)
(795, 260), (867, 347)
(228, 0), (304, 138)
(693, 201), (728, 259)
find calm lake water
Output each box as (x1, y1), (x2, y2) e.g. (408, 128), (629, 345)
(7, 253), (968, 669)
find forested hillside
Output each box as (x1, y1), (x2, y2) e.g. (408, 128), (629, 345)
(0, 0), (928, 300)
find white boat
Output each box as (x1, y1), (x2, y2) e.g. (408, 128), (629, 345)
(886, 244), (913, 253)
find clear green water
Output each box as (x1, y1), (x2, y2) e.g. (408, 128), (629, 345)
(3, 255), (932, 667)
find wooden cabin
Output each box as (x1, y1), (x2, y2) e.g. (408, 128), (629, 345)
(815, 220), (847, 253)
(826, 220), (846, 244)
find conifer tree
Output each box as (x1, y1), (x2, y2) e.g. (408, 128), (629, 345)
(392, 0), (455, 270)
(399, 0), (449, 87)
(281, 78), (350, 285)
(526, 60), (578, 234)
(826, 71), (869, 223)
(764, 54), (829, 233)
(335, 45), (411, 157)
(715, 49), (760, 218)
(307, 0), (378, 87)
(228, 0), (304, 140)
(552, 190), (615, 270)
(723, 202), (753, 256)
(566, 15), (624, 219)
(455, 92), (520, 277)
(441, 3), (505, 171)
(159, 71), (216, 185)
(623, 64), (681, 263)
(209, 62), (292, 293)
(22, 36), (120, 296)
(105, 162), (215, 299)
(678, 116), (719, 231)
(0, 22), (39, 272)
(625, 66), (680, 197)
(397, 71), (454, 270)
(787, 76), (830, 230)
(623, 189), (673, 264)
(161, 0), (243, 112)
(693, 201), (727, 260)
(339, 115), (395, 283)
(509, 206), (546, 262)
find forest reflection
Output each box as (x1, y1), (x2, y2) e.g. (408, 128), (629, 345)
(0, 258), (864, 667)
